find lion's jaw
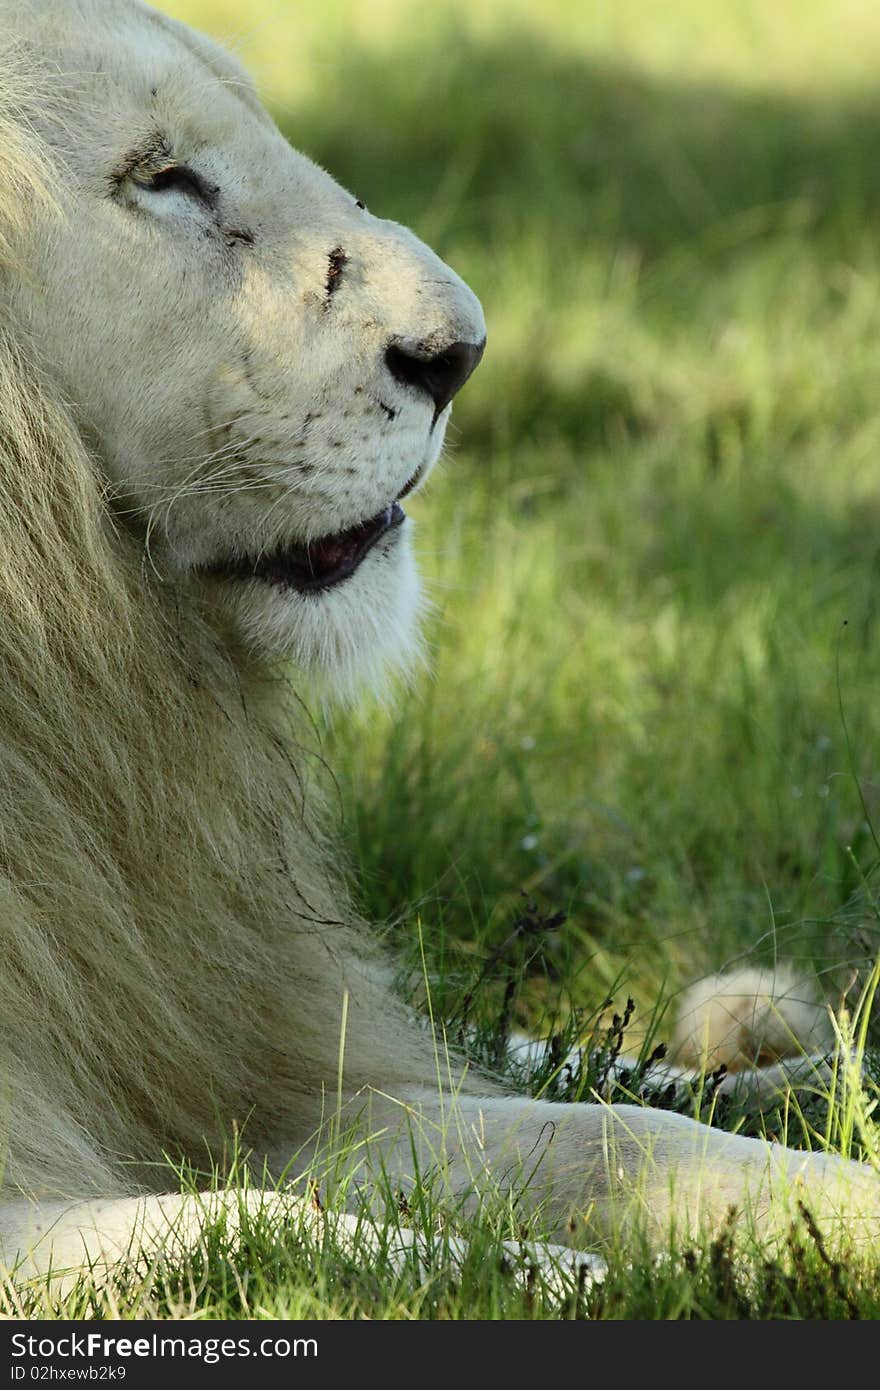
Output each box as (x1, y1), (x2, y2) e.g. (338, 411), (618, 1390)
(7, 0), (485, 700)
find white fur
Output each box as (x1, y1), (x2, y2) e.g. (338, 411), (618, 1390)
(6, 0), (482, 697)
(674, 967), (834, 1072)
(0, 1), (877, 1292)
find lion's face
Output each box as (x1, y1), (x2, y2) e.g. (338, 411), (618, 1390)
(7, 0), (485, 696)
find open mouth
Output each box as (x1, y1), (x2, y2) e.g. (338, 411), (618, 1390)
(204, 500), (407, 594)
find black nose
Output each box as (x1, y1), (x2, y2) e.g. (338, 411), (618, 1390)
(385, 337), (486, 418)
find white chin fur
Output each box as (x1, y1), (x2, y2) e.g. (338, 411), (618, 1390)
(227, 525), (424, 705)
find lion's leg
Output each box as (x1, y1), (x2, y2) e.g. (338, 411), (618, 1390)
(0, 1190), (303, 1287)
(1, 1187), (605, 1296)
(340, 1089), (880, 1251)
(2, 1189), (380, 1290)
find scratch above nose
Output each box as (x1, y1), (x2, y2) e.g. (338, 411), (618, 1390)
(324, 247), (348, 304)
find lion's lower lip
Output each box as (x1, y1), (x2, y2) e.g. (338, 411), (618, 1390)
(205, 500), (406, 593)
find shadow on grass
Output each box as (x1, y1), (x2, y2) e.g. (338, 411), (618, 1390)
(269, 31), (880, 461)
(276, 30), (880, 264)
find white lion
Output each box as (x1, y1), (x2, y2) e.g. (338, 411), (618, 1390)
(0, 0), (876, 1289)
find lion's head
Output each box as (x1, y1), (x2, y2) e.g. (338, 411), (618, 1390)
(1, 0), (485, 699)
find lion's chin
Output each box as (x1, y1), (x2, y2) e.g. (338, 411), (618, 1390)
(221, 525), (423, 704)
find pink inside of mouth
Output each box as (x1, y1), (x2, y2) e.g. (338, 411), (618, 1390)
(205, 500), (406, 593)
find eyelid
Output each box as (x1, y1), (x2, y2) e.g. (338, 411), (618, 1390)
(132, 164), (215, 205)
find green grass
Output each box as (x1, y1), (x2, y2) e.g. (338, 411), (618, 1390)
(233, 0), (880, 1024)
(18, 0), (880, 1319)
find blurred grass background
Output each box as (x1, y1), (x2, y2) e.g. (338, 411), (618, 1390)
(166, 0), (880, 1039)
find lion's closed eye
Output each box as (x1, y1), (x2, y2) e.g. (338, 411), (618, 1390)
(132, 163), (217, 207)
